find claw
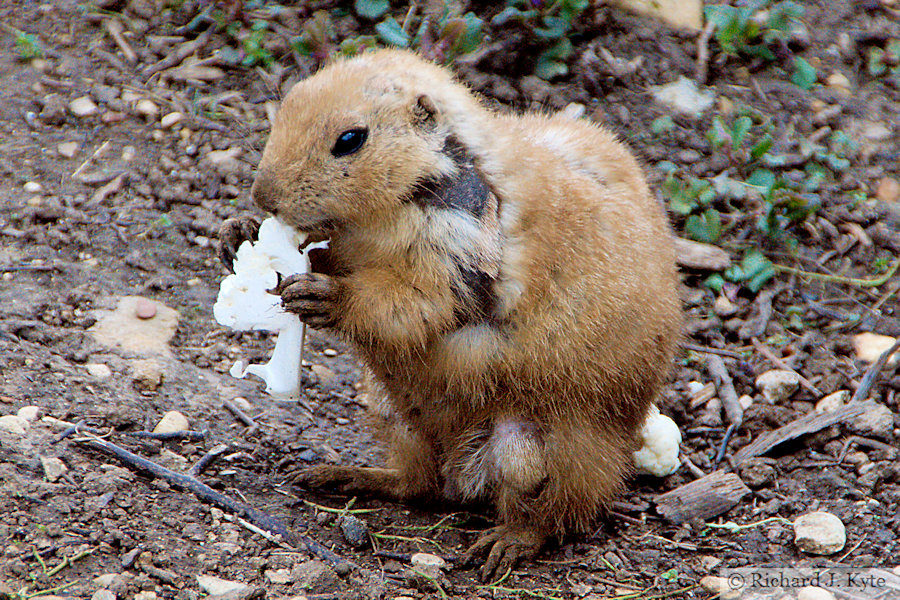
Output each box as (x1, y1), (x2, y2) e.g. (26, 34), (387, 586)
(217, 215), (261, 272)
(463, 525), (545, 582)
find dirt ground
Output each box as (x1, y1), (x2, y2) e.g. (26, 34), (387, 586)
(2, 1), (900, 599)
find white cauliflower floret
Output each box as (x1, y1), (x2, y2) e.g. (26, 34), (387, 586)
(633, 405), (682, 476)
(213, 217), (328, 398)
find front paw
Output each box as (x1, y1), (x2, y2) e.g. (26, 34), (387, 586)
(217, 215), (260, 272)
(275, 272), (339, 329)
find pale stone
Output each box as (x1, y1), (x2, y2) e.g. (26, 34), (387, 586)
(206, 147), (243, 176)
(311, 364), (337, 386)
(815, 390), (849, 413)
(0, 415), (29, 435)
(134, 297), (157, 319)
(714, 295), (738, 317)
(160, 112), (184, 128)
(876, 177), (900, 203)
(41, 456), (68, 482)
(755, 369), (800, 403)
(739, 394), (754, 410)
(16, 406), (41, 422)
(69, 96), (99, 117)
(89, 296), (179, 356)
(699, 555), (722, 571)
(134, 592), (156, 600)
(91, 590), (116, 600)
(609, 0), (702, 29)
(265, 568), (292, 584)
(793, 512), (846, 555)
(197, 575), (249, 596)
(411, 552), (447, 570)
(86, 363), (113, 378)
(798, 587), (835, 600)
(23, 181), (43, 193)
(700, 576), (741, 600)
(650, 77), (715, 118)
(131, 358), (163, 391)
(153, 411), (188, 434)
(854, 332), (898, 365)
(135, 99), (159, 117)
(825, 72), (851, 95)
(57, 141), (79, 158)
(849, 403), (895, 438)
(93, 574), (118, 587)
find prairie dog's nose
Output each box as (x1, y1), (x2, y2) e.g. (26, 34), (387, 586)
(251, 169), (279, 214)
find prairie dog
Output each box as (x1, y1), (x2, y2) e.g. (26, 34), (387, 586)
(218, 49), (681, 578)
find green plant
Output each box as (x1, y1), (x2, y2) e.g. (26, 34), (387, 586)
(294, 5), (484, 65)
(704, 0), (804, 61)
(492, 0), (589, 79)
(240, 20), (275, 67)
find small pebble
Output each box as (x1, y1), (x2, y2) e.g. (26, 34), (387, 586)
(23, 181), (43, 193)
(135, 98), (159, 118)
(196, 575), (248, 596)
(825, 72), (851, 96)
(324, 348), (338, 357)
(93, 574), (118, 587)
(815, 390), (849, 413)
(755, 369), (800, 403)
(69, 95), (99, 117)
(264, 569), (292, 585)
(131, 359), (163, 391)
(16, 406), (41, 422)
(713, 295), (738, 317)
(134, 298), (157, 319)
(160, 112), (184, 128)
(57, 141), (79, 158)
(411, 553), (447, 570)
(876, 177), (900, 203)
(699, 576), (740, 600)
(340, 515), (369, 548)
(849, 403), (895, 438)
(153, 410), (189, 434)
(86, 363), (113, 378)
(797, 587), (835, 600)
(91, 590), (116, 600)
(793, 511), (846, 555)
(40, 456), (68, 482)
(0, 415), (29, 435)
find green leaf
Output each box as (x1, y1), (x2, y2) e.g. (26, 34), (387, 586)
(706, 116), (728, 149)
(355, 0), (390, 20)
(747, 168), (776, 193)
(704, 273), (725, 293)
(534, 16), (569, 40)
(685, 209), (722, 243)
(868, 48), (887, 77)
(791, 57), (817, 90)
(750, 133), (774, 160)
(731, 116), (753, 151)
(535, 39), (572, 80)
(741, 250), (776, 292)
(491, 6), (534, 26)
(375, 17), (410, 47)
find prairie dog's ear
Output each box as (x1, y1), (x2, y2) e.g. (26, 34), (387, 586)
(412, 93), (439, 125)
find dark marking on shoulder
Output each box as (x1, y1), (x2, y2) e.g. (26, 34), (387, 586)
(409, 135), (490, 217)
(450, 259), (498, 327)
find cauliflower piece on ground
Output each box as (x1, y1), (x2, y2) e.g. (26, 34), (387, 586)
(633, 405), (682, 476)
(213, 217), (327, 398)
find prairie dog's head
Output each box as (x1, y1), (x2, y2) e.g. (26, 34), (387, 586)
(252, 49), (483, 233)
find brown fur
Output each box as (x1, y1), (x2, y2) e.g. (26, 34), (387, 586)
(237, 49), (681, 576)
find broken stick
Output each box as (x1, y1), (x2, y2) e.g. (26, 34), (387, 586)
(77, 434), (352, 572)
(655, 470), (751, 524)
(732, 402), (871, 465)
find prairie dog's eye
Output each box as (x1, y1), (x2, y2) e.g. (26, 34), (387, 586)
(331, 128), (368, 157)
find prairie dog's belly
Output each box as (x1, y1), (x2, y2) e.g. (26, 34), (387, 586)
(441, 417), (547, 502)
